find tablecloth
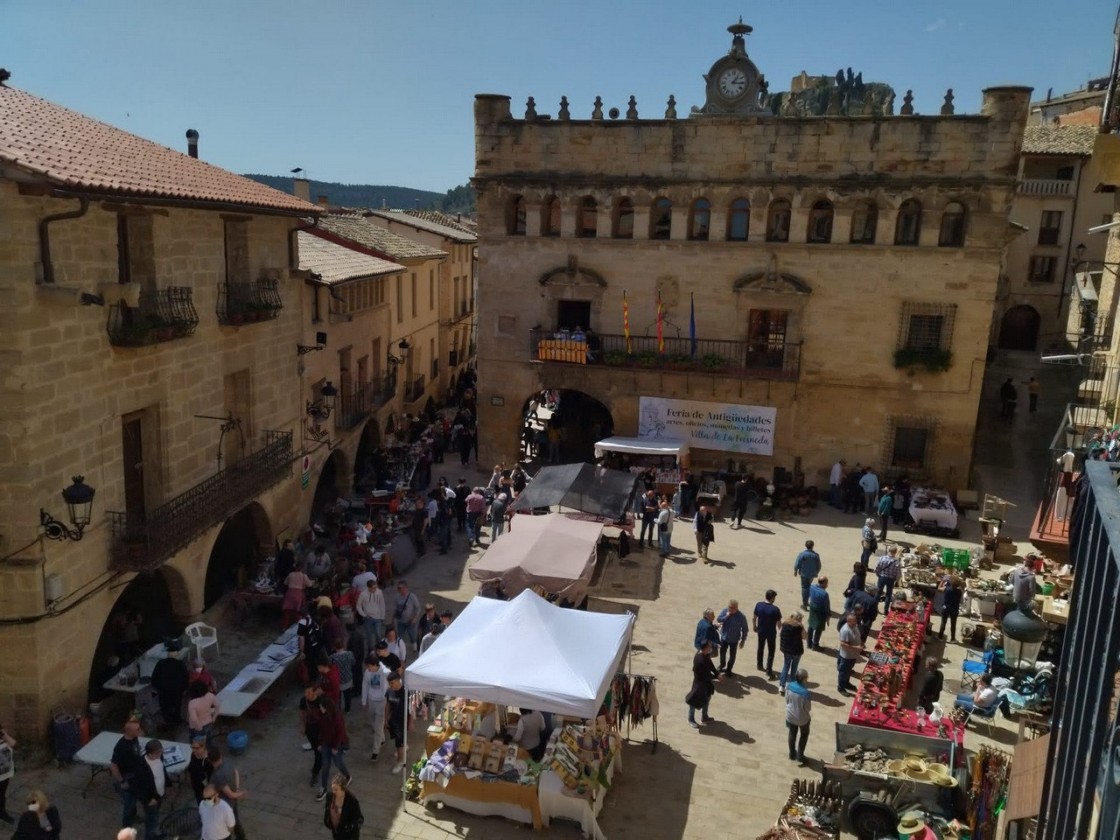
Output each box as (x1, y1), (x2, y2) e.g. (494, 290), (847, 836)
(420, 773), (543, 828)
(850, 602), (930, 716)
(909, 487), (958, 530)
(538, 746), (620, 840)
(216, 624), (298, 717)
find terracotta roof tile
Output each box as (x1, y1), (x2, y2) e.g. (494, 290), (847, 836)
(318, 214), (446, 260)
(400, 209), (478, 239)
(1021, 125), (1097, 156)
(298, 231), (405, 285)
(0, 85), (318, 214)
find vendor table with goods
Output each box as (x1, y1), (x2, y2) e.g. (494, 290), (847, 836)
(909, 487), (959, 533)
(418, 699), (620, 837)
(103, 641), (193, 694)
(216, 624), (298, 717)
(849, 601), (931, 723)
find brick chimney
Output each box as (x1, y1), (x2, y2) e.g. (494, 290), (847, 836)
(317, 195), (330, 207)
(293, 178), (311, 203)
(185, 129), (199, 158)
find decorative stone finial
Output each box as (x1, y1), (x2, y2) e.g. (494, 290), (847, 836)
(940, 88), (955, 116)
(626, 95), (638, 120)
(665, 95), (677, 119)
(525, 97), (537, 119)
(558, 96), (570, 121)
(592, 96), (604, 120)
(900, 90), (914, 116)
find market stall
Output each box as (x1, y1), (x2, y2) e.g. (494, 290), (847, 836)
(508, 463), (639, 522)
(593, 436), (688, 497)
(406, 590), (635, 834)
(468, 514), (604, 605)
(907, 487), (960, 537)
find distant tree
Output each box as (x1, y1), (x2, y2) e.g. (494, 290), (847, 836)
(439, 184), (476, 216)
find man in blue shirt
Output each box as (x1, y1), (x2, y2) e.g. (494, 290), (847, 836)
(793, 540), (822, 609)
(716, 600), (749, 676)
(752, 590), (782, 678)
(858, 468), (880, 516)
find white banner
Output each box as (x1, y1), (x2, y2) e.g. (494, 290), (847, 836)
(638, 397), (776, 455)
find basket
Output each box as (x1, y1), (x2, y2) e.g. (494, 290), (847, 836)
(227, 729), (249, 755)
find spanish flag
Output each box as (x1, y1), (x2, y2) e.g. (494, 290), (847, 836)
(623, 290), (631, 353)
(657, 291), (665, 353)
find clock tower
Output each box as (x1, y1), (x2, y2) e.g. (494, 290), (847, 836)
(697, 19), (769, 116)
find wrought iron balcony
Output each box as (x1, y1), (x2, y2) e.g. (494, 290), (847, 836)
(217, 277), (283, 326)
(529, 329), (801, 380)
(405, 374), (427, 403)
(108, 430), (292, 572)
(336, 376), (395, 431)
(107, 287), (199, 347)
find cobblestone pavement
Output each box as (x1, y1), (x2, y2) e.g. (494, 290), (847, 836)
(15, 356), (1064, 840)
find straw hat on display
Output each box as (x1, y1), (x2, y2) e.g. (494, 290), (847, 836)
(897, 812), (929, 835)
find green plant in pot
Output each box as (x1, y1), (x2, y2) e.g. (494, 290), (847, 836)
(892, 347), (953, 372)
(604, 350), (630, 366)
(700, 353), (728, 371)
(635, 350), (661, 368)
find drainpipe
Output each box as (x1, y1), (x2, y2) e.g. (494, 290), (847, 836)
(38, 195), (89, 284)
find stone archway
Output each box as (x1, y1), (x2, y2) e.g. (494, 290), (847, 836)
(311, 448), (352, 525)
(999, 304), (1041, 351)
(527, 389), (614, 465)
(354, 419), (382, 493)
(203, 502), (273, 609)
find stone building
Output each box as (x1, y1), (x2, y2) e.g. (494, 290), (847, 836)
(0, 81), (320, 730)
(997, 125), (1112, 352)
(472, 22), (1030, 489)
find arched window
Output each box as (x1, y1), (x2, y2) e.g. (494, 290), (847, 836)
(688, 199), (711, 241)
(542, 196), (561, 237)
(650, 197), (672, 240)
(613, 197), (634, 239)
(807, 200), (833, 244)
(508, 195), (526, 236)
(727, 198), (750, 241)
(895, 199), (922, 246)
(849, 201), (878, 244)
(766, 199), (791, 243)
(578, 196), (598, 238)
(938, 201), (967, 247)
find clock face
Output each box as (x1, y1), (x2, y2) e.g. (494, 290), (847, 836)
(718, 67), (748, 99)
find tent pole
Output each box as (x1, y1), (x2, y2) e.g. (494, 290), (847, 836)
(401, 687), (409, 811)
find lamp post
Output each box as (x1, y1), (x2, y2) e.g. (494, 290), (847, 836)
(307, 381), (338, 421)
(40, 475), (96, 541)
(1001, 607), (1049, 670)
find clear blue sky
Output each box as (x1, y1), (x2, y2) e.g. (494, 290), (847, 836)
(2, 0), (1116, 193)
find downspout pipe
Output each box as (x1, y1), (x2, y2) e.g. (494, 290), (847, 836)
(38, 195), (89, 284)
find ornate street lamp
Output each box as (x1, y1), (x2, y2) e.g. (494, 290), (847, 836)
(40, 475), (96, 541)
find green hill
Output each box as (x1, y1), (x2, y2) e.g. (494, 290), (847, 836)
(244, 174), (475, 215)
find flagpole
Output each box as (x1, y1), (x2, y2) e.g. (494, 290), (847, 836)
(689, 292), (697, 358)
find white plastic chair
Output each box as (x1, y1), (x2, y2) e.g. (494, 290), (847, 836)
(185, 622), (219, 660)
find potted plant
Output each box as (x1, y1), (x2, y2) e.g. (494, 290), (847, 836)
(700, 353), (728, 371)
(635, 350), (660, 368)
(667, 352), (694, 370)
(892, 347), (953, 373)
(604, 350), (630, 366)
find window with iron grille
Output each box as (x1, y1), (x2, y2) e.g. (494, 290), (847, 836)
(884, 415), (937, 473)
(898, 302), (956, 351)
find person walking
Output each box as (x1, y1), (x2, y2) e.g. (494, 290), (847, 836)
(694, 608), (720, 652)
(731, 476), (754, 527)
(656, 499), (673, 557)
(793, 540), (821, 609)
(0, 722), (16, 824)
(188, 680), (221, 748)
(393, 580), (422, 652)
(685, 640), (721, 728)
(836, 613), (864, 695)
(778, 613), (806, 694)
(938, 575), (964, 642)
(752, 591), (782, 678)
(785, 669), (812, 763)
(199, 784), (237, 840)
(187, 737), (212, 804)
(874, 547), (902, 614)
(323, 773), (364, 840)
(465, 487), (486, 546)
(693, 506), (714, 563)
(208, 747), (248, 840)
(315, 697), (352, 801)
(12, 791), (60, 840)
(489, 492), (510, 541)
(356, 579), (385, 654)
(108, 718), (144, 830)
(638, 490), (658, 549)
(133, 740), (169, 840)
(716, 600), (749, 677)
(360, 655), (391, 761)
(386, 673), (408, 774)
(859, 519), (877, 570)
(806, 578), (831, 651)
(876, 487), (893, 543)
(1027, 376), (1041, 413)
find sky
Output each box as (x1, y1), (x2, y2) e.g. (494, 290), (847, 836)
(2, 0), (1117, 193)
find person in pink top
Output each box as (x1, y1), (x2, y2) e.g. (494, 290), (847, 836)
(187, 681), (220, 748)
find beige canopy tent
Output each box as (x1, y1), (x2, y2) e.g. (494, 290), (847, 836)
(468, 514), (604, 604)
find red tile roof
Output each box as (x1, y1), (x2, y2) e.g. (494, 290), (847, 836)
(0, 84), (318, 214)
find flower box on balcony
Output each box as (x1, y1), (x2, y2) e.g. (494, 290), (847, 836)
(893, 347), (953, 372)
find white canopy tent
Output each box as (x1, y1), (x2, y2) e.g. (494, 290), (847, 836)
(593, 435), (689, 462)
(468, 515), (603, 604)
(406, 589), (635, 718)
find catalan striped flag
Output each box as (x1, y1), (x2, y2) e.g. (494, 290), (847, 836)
(657, 291), (665, 353)
(623, 290), (631, 353)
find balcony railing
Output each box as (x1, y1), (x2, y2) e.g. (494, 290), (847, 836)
(108, 430), (292, 572)
(107, 287), (199, 347)
(217, 277), (283, 326)
(1018, 178), (1073, 197)
(336, 376), (395, 431)
(529, 329), (801, 380)
(405, 375), (427, 403)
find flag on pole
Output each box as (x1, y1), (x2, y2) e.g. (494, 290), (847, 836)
(689, 292), (697, 357)
(657, 291), (665, 353)
(623, 290), (631, 353)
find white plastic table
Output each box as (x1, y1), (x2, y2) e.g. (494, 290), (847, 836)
(102, 642), (191, 694)
(74, 731), (190, 797)
(537, 748), (620, 840)
(216, 624), (299, 717)
(909, 487), (959, 531)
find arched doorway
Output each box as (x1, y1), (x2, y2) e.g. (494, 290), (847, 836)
(525, 389), (613, 464)
(354, 419), (382, 493)
(203, 502), (272, 609)
(87, 571), (176, 702)
(999, 305), (1041, 351)
(311, 448), (352, 526)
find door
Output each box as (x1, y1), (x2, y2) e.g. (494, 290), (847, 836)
(998, 305), (1041, 351)
(122, 417), (146, 530)
(747, 310), (788, 369)
(557, 300), (591, 331)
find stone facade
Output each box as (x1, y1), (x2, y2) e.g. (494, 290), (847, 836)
(0, 179), (308, 731)
(472, 54), (1030, 489)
